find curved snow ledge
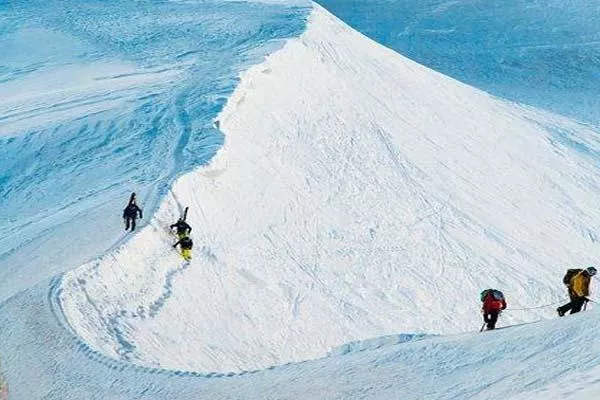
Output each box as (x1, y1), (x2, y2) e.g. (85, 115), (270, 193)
(328, 332), (431, 357)
(8, 279), (600, 399)
(60, 2), (600, 374)
(14, 278), (600, 399)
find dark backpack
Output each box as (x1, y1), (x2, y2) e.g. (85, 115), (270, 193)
(563, 269), (582, 285)
(480, 289), (504, 302)
(491, 290), (504, 301)
(180, 237), (193, 249)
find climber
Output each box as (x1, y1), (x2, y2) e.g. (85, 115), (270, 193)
(170, 218), (192, 239)
(557, 266), (596, 316)
(480, 289), (507, 330)
(123, 192), (143, 232)
(173, 234), (193, 261)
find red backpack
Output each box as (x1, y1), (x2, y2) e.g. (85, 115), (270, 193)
(481, 289), (506, 311)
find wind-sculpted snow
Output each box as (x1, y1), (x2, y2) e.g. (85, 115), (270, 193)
(327, 333), (431, 357)
(0, 0), (309, 301)
(319, 0), (600, 127)
(3, 1), (600, 399)
(59, 2), (600, 386)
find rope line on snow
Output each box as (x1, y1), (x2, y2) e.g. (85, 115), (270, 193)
(504, 297), (599, 312)
(504, 301), (563, 311)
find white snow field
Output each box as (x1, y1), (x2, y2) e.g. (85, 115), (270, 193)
(2, 1), (600, 399)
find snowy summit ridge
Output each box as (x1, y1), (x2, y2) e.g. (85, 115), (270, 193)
(60, 0), (600, 388)
(2, 1), (600, 399)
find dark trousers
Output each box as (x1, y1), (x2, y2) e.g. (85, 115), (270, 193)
(558, 294), (586, 315)
(124, 217), (137, 231)
(483, 311), (499, 330)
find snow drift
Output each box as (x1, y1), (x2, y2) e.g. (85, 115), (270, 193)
(2, 2), (600, 399)
(59, 2), (600, 377)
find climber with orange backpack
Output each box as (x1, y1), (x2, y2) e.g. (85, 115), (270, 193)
(557, 266), (596, 316)
(480, 289), (507, 331)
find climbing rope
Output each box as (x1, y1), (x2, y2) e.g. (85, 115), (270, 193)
(504, 301), (563, 311)
(504, 297), (598, 312)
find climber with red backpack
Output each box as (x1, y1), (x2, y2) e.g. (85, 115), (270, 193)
(557, 266), (596, 316)
(480, 289), (507, 330)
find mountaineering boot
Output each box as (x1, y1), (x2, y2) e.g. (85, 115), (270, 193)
(557, 307), (565, 317)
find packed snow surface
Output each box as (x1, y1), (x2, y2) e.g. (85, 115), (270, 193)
(2, 1), (600, 399)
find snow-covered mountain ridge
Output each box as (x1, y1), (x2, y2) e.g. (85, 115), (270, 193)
(2, 1), (600, 399)
(60, 0), (600, 379)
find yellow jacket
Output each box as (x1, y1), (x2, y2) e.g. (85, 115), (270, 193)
(570, 272), (591, 297)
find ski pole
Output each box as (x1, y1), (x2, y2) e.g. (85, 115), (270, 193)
(480, 323), (486, 332)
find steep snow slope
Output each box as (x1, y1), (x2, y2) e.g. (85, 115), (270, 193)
(60, 3), (600, 377)
(0, 0), (308, 302)
(1, 3), (600, 399)
(319, 0), (600, 127)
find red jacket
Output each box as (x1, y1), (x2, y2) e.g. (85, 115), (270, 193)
(483, 293), (507, 313)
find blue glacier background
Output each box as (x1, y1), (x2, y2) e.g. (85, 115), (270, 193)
(318, 0), (600, 127)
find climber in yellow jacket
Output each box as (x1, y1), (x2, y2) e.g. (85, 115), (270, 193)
(557, 266), (597, 316)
